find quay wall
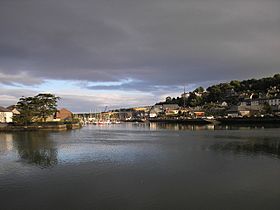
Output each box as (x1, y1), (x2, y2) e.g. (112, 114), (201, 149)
(0, 123), (81, 132)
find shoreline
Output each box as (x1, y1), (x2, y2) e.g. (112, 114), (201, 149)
(149, 118), (211, 125)
(0, 123), (82, 132)
(149, 117), (280, 125)
(217, 117), (280, 125)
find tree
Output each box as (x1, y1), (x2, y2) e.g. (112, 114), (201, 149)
(230, 80), (241, 91)
(13, 93), (60, 124)
(206, 85), (222, 103)
(166, 96), (172, 103)
(262, 102), (272, 115)
(34, 94), (60, 122)
(13, 96), (37, 125)
(187, 92), (202, 107)
(194, 86), (204, 93)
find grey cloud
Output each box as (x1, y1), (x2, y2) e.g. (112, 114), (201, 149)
(0, 0), (279, 88)
(0, 87), (37, 107)
(0, 72), (43, 86)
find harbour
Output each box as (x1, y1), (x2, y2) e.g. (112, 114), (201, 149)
(1, 123), (280, 209)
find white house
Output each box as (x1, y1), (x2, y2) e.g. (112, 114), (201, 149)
(0, 106), (13, 123)
(149, 110), (158, 118)
(6, 105), (20, 115)
(267, 98), (280, 106)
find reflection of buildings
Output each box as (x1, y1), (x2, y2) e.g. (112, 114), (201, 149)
(211, 138), (280, 158)
(149, 123), (215, 131)
(0, 133), (14, 153)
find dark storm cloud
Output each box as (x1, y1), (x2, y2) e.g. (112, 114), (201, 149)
(0, 0), (279, 87)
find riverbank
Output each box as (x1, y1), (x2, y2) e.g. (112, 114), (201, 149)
(149, 118), (212, 124)
(148, 116), (280, 125)
(217, 117), (280, 125)
(0, 123), (82, 132)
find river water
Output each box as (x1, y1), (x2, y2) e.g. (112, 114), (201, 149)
(0, 123), (280, 210)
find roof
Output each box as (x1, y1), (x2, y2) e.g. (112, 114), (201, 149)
(59, 108), (72, 113)
(6, 105), (17, 111)
(0, 106), (12, 112)
(162, 104), (179, 110)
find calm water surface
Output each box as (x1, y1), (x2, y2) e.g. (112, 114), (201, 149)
(1, 123), (280, 210)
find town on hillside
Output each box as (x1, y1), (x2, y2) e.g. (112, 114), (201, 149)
(1, 74), (280, 126)
(76, 74), (280, 124)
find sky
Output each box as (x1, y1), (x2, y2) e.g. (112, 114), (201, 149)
(0, 0), (279, 112)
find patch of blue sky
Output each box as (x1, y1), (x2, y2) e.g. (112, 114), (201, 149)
(84, 78), (135, 87)
(33, 79), (152, 96)
(35, 79), (79, 92)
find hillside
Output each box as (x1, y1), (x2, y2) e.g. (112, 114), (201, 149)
(158, 74), (280, 107)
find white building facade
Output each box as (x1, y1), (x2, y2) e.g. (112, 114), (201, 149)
(0, 107), (13, 123)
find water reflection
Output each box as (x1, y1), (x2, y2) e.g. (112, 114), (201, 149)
(149, 122), (280, 131)
(149, 122), (216, 131)
(0, 133), (14, 153)
(211, 137), (280, 158)
(1, 123), (280, 168)
(0, 132), (58, 167)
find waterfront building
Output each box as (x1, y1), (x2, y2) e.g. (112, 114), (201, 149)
(55, 108), (73, 121)
(0, 106), (13, 123)
(227, 106), (250, 118)
(6, 105), (20, 115)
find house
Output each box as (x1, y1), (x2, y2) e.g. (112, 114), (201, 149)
(267, 98), (280, 111)
(0, 106), (13, 123)
(149, 104), (180, 117)
(55, 108), (73, 121)
(193, 111), (205, 118)
(165, 109), (180, 116)
(149, 110), (158, 118)
(267, 98), (280, 106)
(6, 105), (20, 115)
(221, 101), (228, 107)
(162, 104), (179, 110)
(227, 106), (251, 118)
(150, 105), (164, 114)
(239, 98), (264, 113)
(118, 110), (133, 121)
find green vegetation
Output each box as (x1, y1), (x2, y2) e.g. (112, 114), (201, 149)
(159, 74), (280, 108)
(13, 93), (60, 125)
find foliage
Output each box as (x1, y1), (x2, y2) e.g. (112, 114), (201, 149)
(34, 94), (60, 122)
(158, 74), (280, 107)
(262, 102), (272, 114)
(13, 93), (60, 125)
(13, 96), (37, 125)
(194, 86), (204, 93)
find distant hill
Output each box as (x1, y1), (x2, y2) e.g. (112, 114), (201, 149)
(158, 74), (280, 107)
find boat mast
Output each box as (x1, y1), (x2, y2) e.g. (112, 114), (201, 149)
(183, 85), (186, 108)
